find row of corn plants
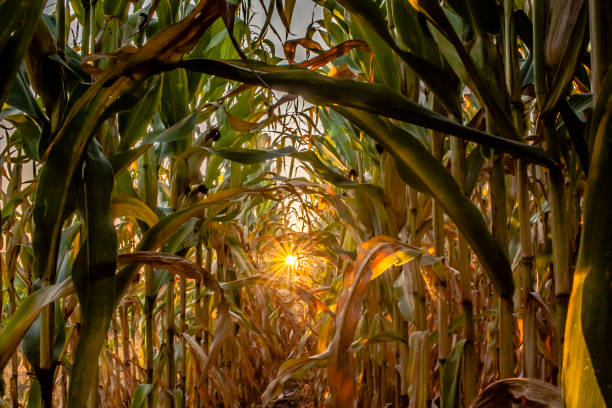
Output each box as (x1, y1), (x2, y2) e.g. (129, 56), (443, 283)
(0, 0), (611, 407)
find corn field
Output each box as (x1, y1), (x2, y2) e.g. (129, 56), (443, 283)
(0, 0), (610, 407)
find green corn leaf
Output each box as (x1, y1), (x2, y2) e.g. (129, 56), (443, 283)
(68, 142), (118, 408)
(22, 301), (66, 372)
(441, 339), (466, 408)
(391, 0), (440, 65)
(130, 384), (153, 408)
(7, 114), (41, 161)
(177, 59), (556, 168)
(564, 71), (612, 406)
(0, 0), (45, 108)
(6, 68), (48, 128)
(118, 78), (162, 151)
(24, 18), (66, 128)
(332, 0), (461, 116)
(0, 279), (73, 372)
(414, 0), (518, 139)
(110, 195), (159, 227)
(350, 331), (407, 353)
(345, 11), (401, 91)
(25, 379), (42, 408)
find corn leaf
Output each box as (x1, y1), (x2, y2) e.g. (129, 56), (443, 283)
(470, 378), (561, 408)
(0, 279), (73, 372)
(110, 195), (159, 227)
(177, 59), (556, 168)
(332, 0), (461, 116)
(130, 384), (153, 408)
(564, 72), (612, 406)
(0, 0), (45, 108)
(441, 339), (466, 408)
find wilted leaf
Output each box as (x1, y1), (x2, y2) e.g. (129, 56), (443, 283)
(469, 378), (562, 408)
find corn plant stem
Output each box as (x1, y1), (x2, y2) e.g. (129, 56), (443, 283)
(195, 243), (203, 342)
(0, 242), (3, 327)
(144, 266), (154, 408)
(119, 305), (130, 374)
(178, 275), (186, 402)
(39, 300), (54, 408)
(166, 277), (176, 407)
(588, 0), (612, 102)
(409, 187), (427, 332)
(388, 266), (404, 400)
(533, 0), (570, 364)
(9, 280), (18, 408)
(503, 1), (537, 376)
(112, 316), (119, 361)
(518, 161), (537, 377)
(56, 0), (66, 59)
(89, 0), (96, 53)
(194, 243), (203, 404)
(450, 136), (476, 405)
(432, 125), (450, 406)
(544, 119), (570, 359)
(5, 162), (21, 408)
(87, 369), (98, 406)
(81, 0), (90, 55)
(204, 248), (212, 353)
(492, 156), (514, 379)
(431, 106), (449, 366)
(487, 107), (515, 380)
(392, 299), (402, 405)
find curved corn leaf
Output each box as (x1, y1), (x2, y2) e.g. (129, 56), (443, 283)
(564, 72), (612, 406)
(23, 18), (66, 127)
(117, 251), (204, 280)
(118, 79), (162, 151)
(0, 0), (45, 108)
(22, 302), (66, 371)
(469, 378), (561, 408)
(542, 0), (588, 114)
(391, 0), (440, 65)
(350, 331), (406, 353)
(68, 142), (117, 408)
(0, 279), (73, 372)
(130, 384), (153, 408)
(261, 352), (329, 406)
(331, 0), (461, 116)
(177, 59), (556, 168)
(5, 68), (48, 128)
(345, 11), (401, 91)
(110, 195), (159, 227)
(441, 339), (466, 408)
(414, 1), (519, 142)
